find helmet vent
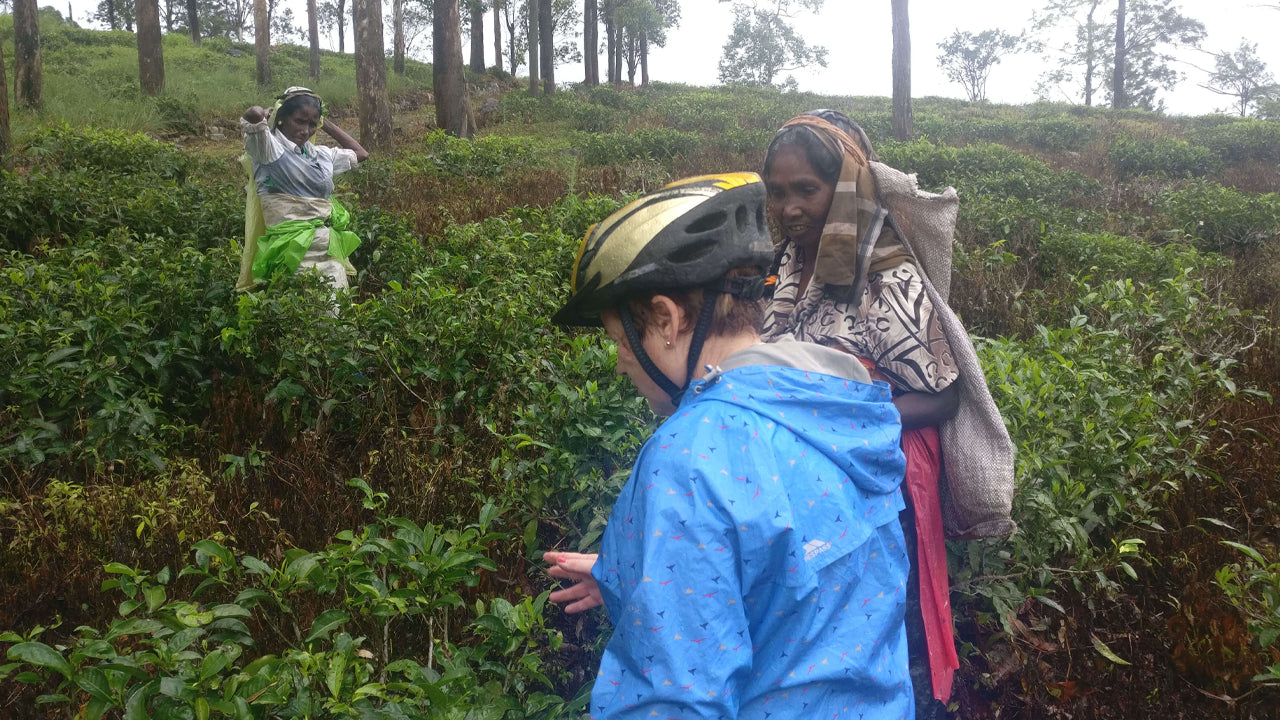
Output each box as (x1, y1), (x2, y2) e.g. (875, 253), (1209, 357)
(685, 210), (727, 235)
(668, 237), (719, 264)
(735, 204), (749, 232)
(756, 204), (766, 232)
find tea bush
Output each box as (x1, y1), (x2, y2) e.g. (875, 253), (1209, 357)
(579, 128), (702, 165)
(1020, 116), (1097, 153)
(1108, 135), (1221, 179)
(416, 129), (538, 178)
(0, 484), (583, 719)
(1191, 119), (1280, 165)
(878, 140), (1103, 205)
(23, 123), (197, 180)
(1033, 231), (1217, 284)
(960, 271), (1253, 618)
(1152, 181), (1280, 250)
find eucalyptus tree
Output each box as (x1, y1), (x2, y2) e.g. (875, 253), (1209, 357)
(891, 0), (910, 140)
(137, 0), (165, 94)
(616, 0), (678, 87)
(1033, 0), (1107, 105)
(494, 0), (504, 72)
(1202, 41), (1279, 117)
(717, 0), (826, 89)
(435, 0), (474, 136)
(187, 0), (200, 43)
(254, 0), (270, 86)
(393, 0), (405, 74)
(1035, 0), (1203, 109)
(584, 0), (599, 85)
(469, 0), (488, 72)
(540, 0), (555, 92)
(309, 0), (321, 78)
(0, 39), (11, 165)
(354, 0), (393, 148)
(13, 0), (42, 110)
(936, 29), (1027, 102)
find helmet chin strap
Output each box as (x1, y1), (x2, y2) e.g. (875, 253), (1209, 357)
(618, 288), (722, 408)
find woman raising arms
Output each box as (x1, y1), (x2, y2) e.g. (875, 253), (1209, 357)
(237, 87), (369, 292)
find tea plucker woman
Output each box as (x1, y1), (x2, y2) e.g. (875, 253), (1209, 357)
(762, 111), (1016, 718)
(237, 87), (369, 291)
(545, 174), (916, 719)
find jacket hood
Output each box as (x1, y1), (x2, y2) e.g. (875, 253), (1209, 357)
(688, 339), (905, 497)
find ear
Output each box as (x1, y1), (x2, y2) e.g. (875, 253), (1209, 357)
(646, 295), (686, 341)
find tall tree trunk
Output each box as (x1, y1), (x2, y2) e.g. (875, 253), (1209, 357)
(254, 0), (271, 87)
(434, 0), (472, 136)
(624, 31), (635, 84)
(308, 0), (320, 79)
(0, 39), (11, 167)
(187, 0), (201, 44)
(539, 0), (554, 94)
(137, 0), (165, 95)
(13, 0), (42, 111)
(354, 0), (393, 148)
(640, 29), (648, 87)
(393, 0), (405, 74)
(604, 1), (616, 83)
(527, 0), (540, 96)
(470, 3), (485, 73)
(890, 0), (912, 140)
(1112, 0), (1127, 109)
(505, 5), (518, 75)
(493, 2), (502, 75)
(107, 0), (118, 30)
(583, 0), (597, 85)
(164, 0), (174, 31)
(337, 0), (346, 53)
(612, 17), (622, 85)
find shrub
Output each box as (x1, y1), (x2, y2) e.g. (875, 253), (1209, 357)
(959, 271), (1254, 619)
(1109, 135), (1221, 179)
(1020, 116), (1096, 153)
(417, 129), (536, 178)
(1152, 181), (1280, 250)
(1034, 231), (1216, 284)
(578, 128), (701, 165)
(879, 140), (1103, 205)
(0, 486), (582, 720)
(23, 123), (196, 181)
(1193, 119), (1280, 165)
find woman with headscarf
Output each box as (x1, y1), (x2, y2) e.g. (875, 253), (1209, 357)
(237, 87), (369, 292)
(761, 110), (1011, 719)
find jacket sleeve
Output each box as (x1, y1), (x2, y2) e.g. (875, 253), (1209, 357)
(590, 446), (753, 720)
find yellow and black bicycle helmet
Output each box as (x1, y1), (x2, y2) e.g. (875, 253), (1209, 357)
(553, 173), (774, 327)
(554, 173), (775, 404)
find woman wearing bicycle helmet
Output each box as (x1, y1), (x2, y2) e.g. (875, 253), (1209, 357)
(544, 174), (915, 720)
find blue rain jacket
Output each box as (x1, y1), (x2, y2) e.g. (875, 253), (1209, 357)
(590, 343), (913, 720)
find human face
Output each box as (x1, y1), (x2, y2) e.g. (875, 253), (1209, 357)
(278, 104), (321, 147)
(601, 308), (681, 416)
(765, 145), (836, 254)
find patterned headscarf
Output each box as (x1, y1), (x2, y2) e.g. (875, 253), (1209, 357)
(770, 115), (908, 303)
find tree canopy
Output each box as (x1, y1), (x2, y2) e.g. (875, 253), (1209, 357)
(937, 29), (1027, 103)
(716, 0), (827, 89)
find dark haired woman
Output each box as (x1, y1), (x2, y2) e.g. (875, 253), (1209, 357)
(237, 87), (369, 291)
(762, 111), (989, 719)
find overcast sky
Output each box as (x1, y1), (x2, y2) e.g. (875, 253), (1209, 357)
(58, 0), (1280, 116)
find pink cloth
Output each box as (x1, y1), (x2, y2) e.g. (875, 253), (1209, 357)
(903, 425), (958, 701)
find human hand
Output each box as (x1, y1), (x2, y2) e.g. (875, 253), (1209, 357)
(543, 551), (602, 614)
(243, 105), (268, 123)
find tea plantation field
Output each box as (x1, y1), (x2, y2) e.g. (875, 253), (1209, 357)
(1, 19), (1279, 720)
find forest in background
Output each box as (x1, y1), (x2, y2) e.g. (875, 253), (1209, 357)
(1, 16), (1279, 720)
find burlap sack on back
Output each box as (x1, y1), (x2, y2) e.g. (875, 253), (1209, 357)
(870, 161), (1017, 540)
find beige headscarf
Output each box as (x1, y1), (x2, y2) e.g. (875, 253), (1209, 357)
(774, 116), (909, 301)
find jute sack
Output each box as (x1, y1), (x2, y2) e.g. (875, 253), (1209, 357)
(870, 161), (1017, 540)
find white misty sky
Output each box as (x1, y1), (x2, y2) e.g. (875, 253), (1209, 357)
(57, 0), (1280, 116)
